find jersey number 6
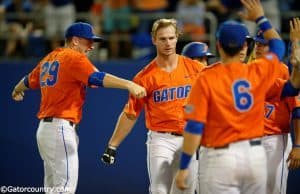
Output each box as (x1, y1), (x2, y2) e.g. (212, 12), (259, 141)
(40, 61), (60, 87)
(232, 80), (253, 112)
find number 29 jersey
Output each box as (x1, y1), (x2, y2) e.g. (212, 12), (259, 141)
(27, 48), (98, 124)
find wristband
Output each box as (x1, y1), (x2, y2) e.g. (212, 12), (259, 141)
(108, 145), (117, 150)
(293, 144), (300, 148)
(179, 152), (192, 170)
(256, 16), (272, 32)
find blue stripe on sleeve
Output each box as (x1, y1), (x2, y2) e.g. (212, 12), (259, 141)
(184, 120), (205, 135)
(268, 39), (285, 61)
(281, 80), (299, 98)
(292, 107), (300, 119)
(23, 75), (29, 88)
(88, 72), (106, 87)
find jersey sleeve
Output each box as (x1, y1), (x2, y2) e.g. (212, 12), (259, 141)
(69, 53), (99, 85)
(123, 75), (146, 117)
(266, 78), (286, 101)
(253, 53), (284, 99)
(184, 72), (209, 123)
(28, 62), (41, 89)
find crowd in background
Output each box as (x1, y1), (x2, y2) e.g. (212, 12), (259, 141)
(0, 0), (299, 61)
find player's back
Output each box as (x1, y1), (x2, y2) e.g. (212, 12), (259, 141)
(196, 55), (282, 147)
(28, 48), (97, 123)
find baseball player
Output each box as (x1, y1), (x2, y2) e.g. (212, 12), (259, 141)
(101, 18), (204, 194)
(11, 22), (146, 194)
(250, 24), (300, 194)
(181, 41), (214, 194)
(174, 0), (300, 193)
(181, 42), (215, 66)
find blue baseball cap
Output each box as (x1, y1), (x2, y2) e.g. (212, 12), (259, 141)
(65, 22), (103, 42)
(182, 42), (215, 58)
(254, 30), (268, 44)
(217, 20), (250, 48)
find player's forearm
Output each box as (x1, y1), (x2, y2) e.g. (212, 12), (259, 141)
(108, 111), (137, 148)
(14, 77), (29, 92)
(290, 66), (300, 89)
(102, 73), (132, 90)
(182, 132), (201, 155)
(293, 119), (300, 146)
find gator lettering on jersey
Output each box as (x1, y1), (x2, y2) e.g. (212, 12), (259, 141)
(153, 85), (191, 102)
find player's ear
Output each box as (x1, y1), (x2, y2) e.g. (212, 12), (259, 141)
(152, 36), (156, 46)
(72, 37), (80, 46)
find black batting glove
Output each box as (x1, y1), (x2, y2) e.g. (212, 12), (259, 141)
(101, 145), (117, 165)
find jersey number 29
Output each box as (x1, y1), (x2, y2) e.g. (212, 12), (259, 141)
(40, 61), (60, 87)
(232, 80), (253, 112)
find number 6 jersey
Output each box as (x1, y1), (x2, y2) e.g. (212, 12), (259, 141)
(184, 53), (287, 147)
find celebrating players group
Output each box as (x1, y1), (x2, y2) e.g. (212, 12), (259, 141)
(12, 0), (300, 194)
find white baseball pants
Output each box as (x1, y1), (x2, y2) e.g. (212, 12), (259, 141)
(146, 131), (198, 194)
(199, 139), (267, 194)
(36, 118), (79, 194)
(262, 133), (292, 194)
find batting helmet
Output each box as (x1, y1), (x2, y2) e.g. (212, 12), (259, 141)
(181, 42), (215, 58)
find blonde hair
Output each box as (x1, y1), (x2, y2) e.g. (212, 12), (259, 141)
(151, 18), (181, 38)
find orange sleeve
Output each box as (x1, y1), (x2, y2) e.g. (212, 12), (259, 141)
(68, 53), (99, 85)
(184, 72), (209, 123)
(266, 78), (286, 101)
(28, 62), (41, 89)
(287, 94), (300, 111)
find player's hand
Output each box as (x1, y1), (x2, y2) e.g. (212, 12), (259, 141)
(287, 147), (300, 170)
(12, 89), (24, 101)
(127, 81), (147, 99)
(289, 18), (300, 69)
(290, 18), (300, 42)
(175, 169), (189, 190)
(239, 0), (264, 22)
(101, 145), (117, 165)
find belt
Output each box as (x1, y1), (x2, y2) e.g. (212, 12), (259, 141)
(214, 139), (261, 149)
(43, 117), (77, 129)
(156, 131), (182, 136)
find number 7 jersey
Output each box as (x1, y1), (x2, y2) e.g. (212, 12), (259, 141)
(27, 48), (99, 124)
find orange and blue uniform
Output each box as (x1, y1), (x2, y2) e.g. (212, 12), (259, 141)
(124, 55), (204, 134)
(124, 55), (203, 194)
(27, 47), (98, 124)
(261, 62), (300, 194)
(184, 53), (285, 147)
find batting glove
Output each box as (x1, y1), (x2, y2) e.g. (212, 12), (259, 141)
(101, 145), (117, 165)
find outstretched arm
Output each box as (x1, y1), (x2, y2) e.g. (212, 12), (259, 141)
(240, 0), (285, 59)
(88, 72), (147, 99)
(101, 111), (138, 165)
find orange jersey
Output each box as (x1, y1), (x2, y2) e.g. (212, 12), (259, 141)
(124, 55), (204, 134)
(264, 63), (300, 135)
(184, 53), (285, 147)
(28, 48), (98, 124)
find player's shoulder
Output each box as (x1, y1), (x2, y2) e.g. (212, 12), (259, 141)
(200, 61), (222, 73)
(179, 55), (206, 72)
(134, 59), (158, 80)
